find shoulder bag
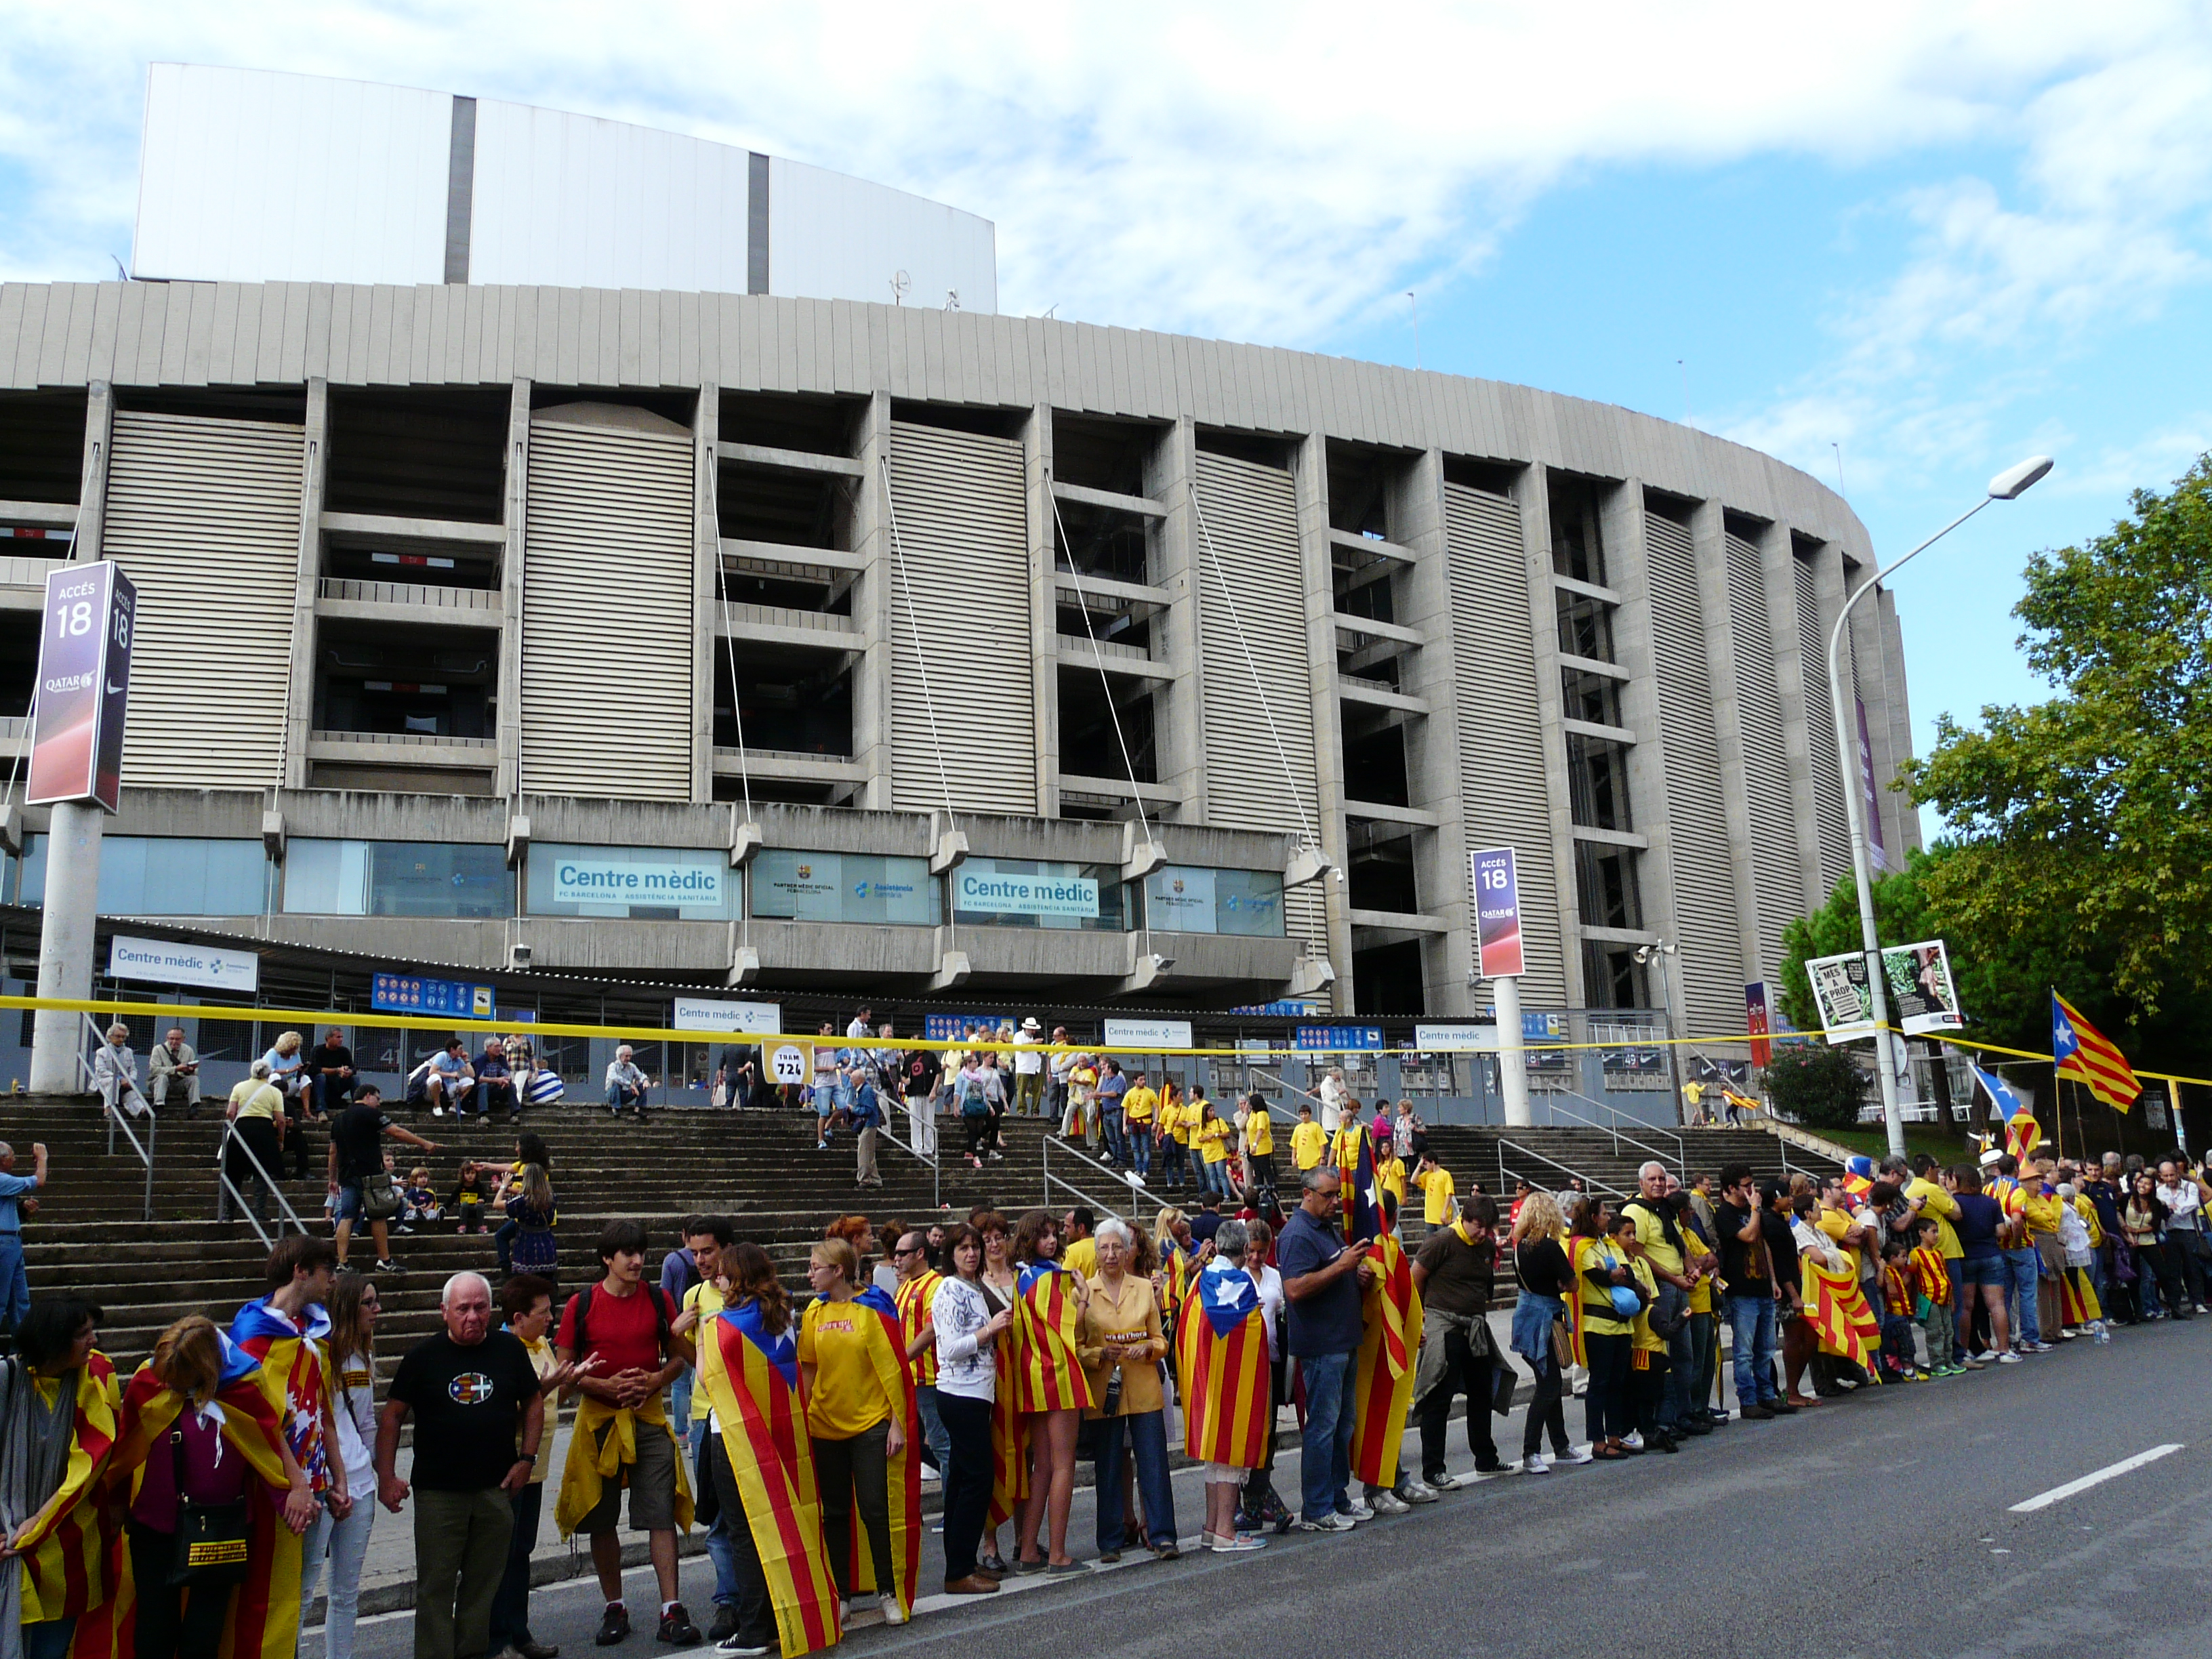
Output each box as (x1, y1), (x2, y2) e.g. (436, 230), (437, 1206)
(166, 1423), (253, 1589)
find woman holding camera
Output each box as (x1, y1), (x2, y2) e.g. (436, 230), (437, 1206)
(1077, 1217), (1174, 1561)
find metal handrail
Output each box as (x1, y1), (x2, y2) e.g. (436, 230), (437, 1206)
(81, 1017), (157, 1222)
(1547, 1088), (1689, 1165)
(215, 1120), (308, 1250)
(1495, 1136), (1627, 1200)
(1539, 1092), (1688, 1175)
(1042, 1135), (1137, 1222)
(873, 1109), (940, 1212)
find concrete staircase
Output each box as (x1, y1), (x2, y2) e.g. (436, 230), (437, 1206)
(1423, 1121), (1833, 1205)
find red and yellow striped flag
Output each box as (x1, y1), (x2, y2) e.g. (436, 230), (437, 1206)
(700, 1303), (842, 1658)
(1176, 1262), (1272, 1469)
(988, 1321), (1028, 1529)
(1801, 1253), (1881, 1375)
(848, 1288), (922, 1619)
(1350, 1233), (1422, 1488)
(1012, 1263), (1096, 1414)
(13, 1351), (119, 1641)
(2053, 992), (2142, 1111)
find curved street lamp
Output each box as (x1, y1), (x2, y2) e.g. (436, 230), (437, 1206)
(1829, 455), (2053, 1157)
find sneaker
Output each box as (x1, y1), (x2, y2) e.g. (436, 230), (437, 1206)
(657, 1605), (701, 1645)
(1996, 1351), (2024, 1364)
(2030, 1340), (2055, 1353)
(1561, 1444), (1595, 1465)
(1960, 1357), (1987, 1370)
(596, 1605), (631, 1647)
(1621, 1431), (1644, 1450)
(1342, 1499), (1376, 1521)
(1397, 1479), (1441, 1502)
(372, 1258), (399, 1273)
(1520, 1453), (1551, 1475)
(882, 1604), (907, 1626)
(1296, 1513), (1357, 1533)
(1425, 1471), (1471, 1490)
(1213, 1532), (1267, 1552)
(1368, 1490), (1410, 1515)
(1738, 1403), (1774, 1420)
(705, 1607), (739, 1644)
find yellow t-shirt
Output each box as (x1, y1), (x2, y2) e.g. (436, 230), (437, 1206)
(1291, 1121), (1326, 1171)
(1245, 1111), (1274, 1157)
(1061, 1236), (1097, 1278)
(1815, 1207), (1862, 1278)
(1195, 1118), (1229, 1164)
(1627, 1256), (1665, 1353)
(1328, 1127), (1364, 1169)
(1415, 1166), (1456, 1225)
(1168, 1101), (1193, 1146)
(1626, 1200), (1685, 1280)
(683, 1280), (728, 1422)
(1904, 1177), (1962, 1259)
(797, 1297), (897, 1439)
(2020, 1188), (2062, 1236)
(229, 1079), (282, 1122)
(1123, 1086), (1157, 1125)
(1375, 1155), (1406, 1208)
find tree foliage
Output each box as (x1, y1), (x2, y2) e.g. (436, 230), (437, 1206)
(1905, 455), (2212, 1033)
(1764, 1043), (1867, 1131)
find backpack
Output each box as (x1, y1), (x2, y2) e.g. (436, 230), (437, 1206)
(566, 1282), (673, 1359)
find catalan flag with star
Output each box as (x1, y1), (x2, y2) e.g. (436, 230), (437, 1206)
(1012, 1260), (1096, 1414)
(699, 1300), (842, 1658)
(1343, 1130), (1422, 1487)
(2053, 991), (2142, 1112)
(845, 1286), (922, 1620)
(1176, 1259), (1272, 1469)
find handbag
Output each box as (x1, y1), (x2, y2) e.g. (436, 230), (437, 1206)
(166, 1424), (253, 1589)
(1549, 1317), (1572, 1369)
(361, 1177), (403, 1223)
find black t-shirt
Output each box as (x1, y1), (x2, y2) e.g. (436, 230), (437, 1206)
(1761, 1210), (1800, 1291)
(309, 1043), (355, 1080)
(388, 1330), (540, 1492)
(1515, 1237), (1571, 1298)
(902, 1050), (941, 1099)
(1413, 1225), (1494, 1317)
(1715, 1200), (1767, 1297)
(1188, 1210), (1223, 1246)
(331, 1103), (392, 1184)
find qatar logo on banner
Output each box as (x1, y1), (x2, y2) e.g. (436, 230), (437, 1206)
(1468, 846), (1524, 979)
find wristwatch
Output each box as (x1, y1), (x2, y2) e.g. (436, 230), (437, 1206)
(518, 1451), (539, 1466)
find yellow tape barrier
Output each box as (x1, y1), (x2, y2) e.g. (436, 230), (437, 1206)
(0, 994), (2200, 1088)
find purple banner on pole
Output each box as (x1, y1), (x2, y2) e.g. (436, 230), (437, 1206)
(1855, 695), (1887, 870)
(1469, 846), (1524, 979)
(26, 562), (136, 813)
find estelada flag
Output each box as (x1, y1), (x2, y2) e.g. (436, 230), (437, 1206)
(988, 1316), (1028, 1530)
(1841, 1156), (1875, 1200)
(104, 1334), (298, 1659)
(7, 1350), (119, 1643)
(1343, 1122), (1382, 1246)
(699, 1301), (842, 1657)
(226, 1295), (335, 1493)
(2053, 991), (2142, 1112)
(1975, 1065), (2041, 1160)
(1176, 1261), (1271, 1469)
(1012, 1261), (1095, 1414)
(1800, 1252), (1881, 1376)
(846, 1288), (922, 1619)
(1350, 1231), (1422, 1488)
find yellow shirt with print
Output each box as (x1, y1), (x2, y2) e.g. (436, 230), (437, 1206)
(1904, 1176), (1961, 1259)
(682, 1279), (728, 1422)
(1245, 1110), (1274, 1158)
(1195, 1118), (1229, 1165)
(1626, 1198), (1686, 1282)
(1123, 1085), (1157, 1126)
(1291, 1121), (1326, 1172)
(2020, 1187), (2063, 1237)
(1167, 1100), (1194, 1147)
(1414, 1166), (1456, 1225)
(797, 1298), (899, 1439)
(1375, 1155), (1406, 1209)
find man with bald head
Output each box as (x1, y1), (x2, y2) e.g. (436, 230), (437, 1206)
(378, 1271), (545, 1659)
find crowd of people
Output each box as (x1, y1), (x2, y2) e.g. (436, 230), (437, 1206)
(5, 1103), (2195, 1659)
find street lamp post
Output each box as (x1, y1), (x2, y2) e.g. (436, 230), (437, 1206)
(1828, 455), (2053, 1158)
(1637, 940), (1683, 1125)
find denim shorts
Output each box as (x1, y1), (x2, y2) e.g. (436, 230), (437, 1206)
(331, 1183), (365, 1223)
(1962, 1255), (2009, 1290)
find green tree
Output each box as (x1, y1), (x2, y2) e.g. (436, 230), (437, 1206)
(1763, 1043), (1867, 1131)
(1900, 454), (2212, 1070)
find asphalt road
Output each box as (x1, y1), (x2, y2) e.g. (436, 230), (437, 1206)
(343, 1318), (2212, 1658)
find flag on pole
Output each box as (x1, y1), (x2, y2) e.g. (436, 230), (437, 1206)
(2052, 992), (2142, 1112)
(1974, 1065), (2041, 1160)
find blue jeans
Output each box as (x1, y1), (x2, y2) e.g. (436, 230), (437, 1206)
(2004, 1248), (2041, 1345)
(1093, 1410), (1176, 1551)
(313, 1072), (355, 1115)
(607, 1083), (644, 1112)
(1100, 1109), (1126, 1164)
(916, 1385), (951, 1476)
(1127, 1127), (1151, 1176)
(1296, 1349), (1357, 1523)
(0, 1233), (30, 1334)
(1658, 1323), (1694, 1430)
(1160, 1141), (1187, 1187)
(1198, 1159), (1228, 1197)
(1726, 1294), (1780, 1406)
(693, 1430), (739, 1608)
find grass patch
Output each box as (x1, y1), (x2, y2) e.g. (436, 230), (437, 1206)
(1822, 1125), (1983, 1166)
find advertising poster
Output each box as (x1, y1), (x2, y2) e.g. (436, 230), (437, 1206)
(108, 933), (260, 994)
(953, 868), (1099, 918)
(1805, 951), (1877, 1044)
(27, 561), (137, 812)
(1805, 940), (1965, 1042)
(1744, 981), (1773, 1065)
(1469, 846), (1524, 978)
(372, 972), (496, 1021)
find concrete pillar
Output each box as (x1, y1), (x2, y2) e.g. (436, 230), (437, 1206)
(849, 392), (895, 809)
(1021, 404), (1061, 817)
(279, 377), (328, 790)
(1494, 972), (1532, 1128)
(1394, 449), (1468, 1015)
(1602, 480), (1679, 1002)
(30, 802), (102, 1093)
(1145, 417), (1208, 822)
(70, 383), (112, 564)
(1760, 523), (1826, 914)
(495, 378), (531, 799)
(1690, 497), (1758, 987)
(691, 383), (720, 802)
(1510, 462), (1586, 1010)
(1290, 432), (1352, 1015)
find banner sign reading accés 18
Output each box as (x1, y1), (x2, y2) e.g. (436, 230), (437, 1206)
(27, 562), (137, 814)
(1469, 846), (1525, 979)
(952, 869), (1099, 918)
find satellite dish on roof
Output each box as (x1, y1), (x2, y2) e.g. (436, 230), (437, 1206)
(890, 270), (910, 305)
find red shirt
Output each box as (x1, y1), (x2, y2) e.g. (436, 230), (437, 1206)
(556, 1281), (674, 1374)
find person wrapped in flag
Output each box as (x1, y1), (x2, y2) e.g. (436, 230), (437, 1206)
(1797, 1215), (1882, 1379)
(226, 1236), (344, 1659)
(1564, 1198), (1638, 1460)
(697, 1242), (843, 1657)
(1350, 1191), (1424, 1500)
(1176, 1223), (1272, 1552)
(0, 1296), (118, 1659)
(2053, 1182), (2106, 1334)
(106, 1314), (320, 1659)
(798, 1237), (915, 1625)
(975, 1214), (1026, 1569)
(1008, 1210), (1094, 1572)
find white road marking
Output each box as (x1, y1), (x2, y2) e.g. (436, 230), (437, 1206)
(2009, 1444), (2185, 1513)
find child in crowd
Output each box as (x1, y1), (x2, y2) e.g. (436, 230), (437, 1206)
(1911, 1217), (1958, 1376)
(1290, 1101), (1326, 1174)
(1877, 1238), (1921, 1382)
(450, 1158), (499, 1235)
(402, 1166), (443, 1226)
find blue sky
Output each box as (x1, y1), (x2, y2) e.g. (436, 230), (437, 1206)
(3, 5), (2209, 844)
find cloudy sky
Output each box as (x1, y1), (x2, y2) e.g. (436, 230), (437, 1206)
(5, 3), (2209, 838)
